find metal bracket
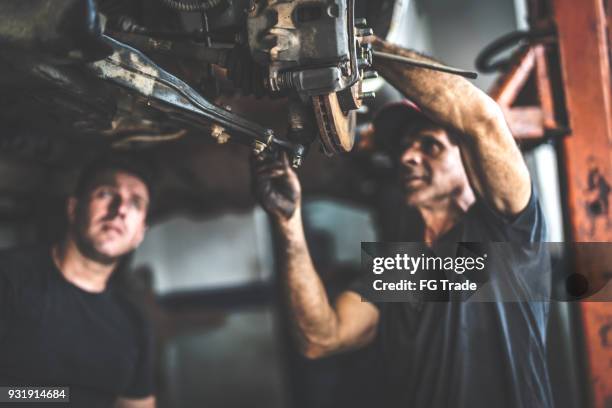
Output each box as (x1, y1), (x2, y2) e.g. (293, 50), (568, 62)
(89, 35), (273, 141)
(87, 34), (306, 165)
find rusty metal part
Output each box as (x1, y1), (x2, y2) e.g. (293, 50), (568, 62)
(307, 0), (369, 155)
(312, 92), (356, 154)
(551, 0), (612, 405)
(246, 0), (369, 156)
(336, 81), (362, 112)
(270, 137), (306, 168)
(88, 35), (273, 145)
(287, 98), (317, 148)
(519, 0), (612, 406)
(252, 140), (267, 155)
(89, 34), (309, 166)
(107, 31), (230, 65)
(210, 124), (230, 144)
(247, 0), (365, 95)
(251, 131), (307, 168)
(247, 0), (350, 71)
(493, 3), (612, 407)
(489, 45), (566, 140)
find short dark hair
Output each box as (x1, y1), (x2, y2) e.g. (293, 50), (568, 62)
(73, 153), (157, 217)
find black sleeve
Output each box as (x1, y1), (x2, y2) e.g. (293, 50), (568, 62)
(506, 187), (546, 242)
(0, 268), (12, 343)
(475, 184), (547, 242)
(348, 274), (379, 308)
(474, 187), (552, 303)
(121, 307), (155, 399)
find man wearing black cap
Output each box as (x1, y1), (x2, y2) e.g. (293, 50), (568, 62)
(0, 156), (156, 408)
(253, 36), (552, 408)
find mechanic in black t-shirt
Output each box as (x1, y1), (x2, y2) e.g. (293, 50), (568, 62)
(252, 36), (553, 408)
(0, 156), (156, 408)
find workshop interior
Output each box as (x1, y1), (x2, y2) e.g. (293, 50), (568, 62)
(0, 0), (611, 407)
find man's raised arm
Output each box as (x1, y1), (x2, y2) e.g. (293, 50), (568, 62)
(370, 37), (532, 216)
(252, 154), (379, 359)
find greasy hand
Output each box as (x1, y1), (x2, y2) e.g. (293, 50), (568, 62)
(251, 151), (301, 221)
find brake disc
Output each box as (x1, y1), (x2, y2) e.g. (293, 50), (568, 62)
(312, 82), (362, 154)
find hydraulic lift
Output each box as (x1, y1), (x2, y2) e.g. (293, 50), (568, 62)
(487, 0), (611, 406)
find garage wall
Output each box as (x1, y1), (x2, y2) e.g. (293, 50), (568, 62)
(132, 208), (274, 295)
(416, 0), (518, 90)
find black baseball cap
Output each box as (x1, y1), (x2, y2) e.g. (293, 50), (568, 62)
(373, 100), (435, 154)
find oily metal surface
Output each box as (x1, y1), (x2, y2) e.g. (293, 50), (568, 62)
(312, 93), (356, 154)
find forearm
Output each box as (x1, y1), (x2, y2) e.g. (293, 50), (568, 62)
(373, 38), (531, 213)
(274, 211), (340, 357)
(372, 39), (502, 137)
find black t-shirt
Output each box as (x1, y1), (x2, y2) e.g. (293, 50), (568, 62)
(0, 246), (154, 408)
(352, 191), (553, 408)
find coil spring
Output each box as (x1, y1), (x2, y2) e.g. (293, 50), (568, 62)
(274, 72), (295, 91)
(158, 0), (224, 12)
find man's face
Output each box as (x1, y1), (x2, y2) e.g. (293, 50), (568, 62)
(396, 123), (469, 207)
(69, 171), (149, 264)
